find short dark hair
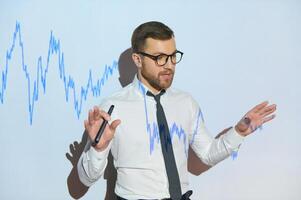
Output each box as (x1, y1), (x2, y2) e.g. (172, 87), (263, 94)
(131, 21), (174, 53)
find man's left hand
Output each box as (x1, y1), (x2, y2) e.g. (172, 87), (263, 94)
(235, 101), (277, 136)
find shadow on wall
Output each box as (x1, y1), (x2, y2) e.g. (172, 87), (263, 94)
(66, 131), (89, 199)
(66, 47), (227, 199)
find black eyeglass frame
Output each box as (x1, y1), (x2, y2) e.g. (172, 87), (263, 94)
(137, 50), (184, 66)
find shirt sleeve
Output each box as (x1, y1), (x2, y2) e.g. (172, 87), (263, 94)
(188, 96), (245, 166)
(77, 99), (114, 187)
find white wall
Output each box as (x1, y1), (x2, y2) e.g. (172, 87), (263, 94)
(0, 0), (300, 199)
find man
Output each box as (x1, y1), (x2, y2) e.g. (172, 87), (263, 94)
(77, 21), (276, 200)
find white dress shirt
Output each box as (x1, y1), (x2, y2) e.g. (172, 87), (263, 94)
(77, 76), (245, 199)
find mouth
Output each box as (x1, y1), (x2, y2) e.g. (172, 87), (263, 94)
(159, 69), (174, 76)
(160, 73), (173, 79)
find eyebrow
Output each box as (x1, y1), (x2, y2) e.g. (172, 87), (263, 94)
(150, 50), (177, 55)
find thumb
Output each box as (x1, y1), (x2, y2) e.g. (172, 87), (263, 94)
(110, 119), (121, 131)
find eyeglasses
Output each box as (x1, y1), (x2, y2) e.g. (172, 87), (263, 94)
(138, 50), (184, 66)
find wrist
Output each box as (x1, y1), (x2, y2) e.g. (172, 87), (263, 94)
(93, 140), (110, 152)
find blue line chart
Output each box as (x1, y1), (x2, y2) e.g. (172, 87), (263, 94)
(0, 21), (118, 125)
(138, 80), (238, 159)
(0, 21), (238, 159)
(138, 80), (202, 156)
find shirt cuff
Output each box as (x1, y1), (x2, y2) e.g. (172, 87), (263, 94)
(87, 143), (111, 168)
(223, 127), (245, 150)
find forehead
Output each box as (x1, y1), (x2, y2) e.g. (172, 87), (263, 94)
(144, 37), (176, 54)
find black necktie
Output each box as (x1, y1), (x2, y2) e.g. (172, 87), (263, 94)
(147, 90), (182, 200)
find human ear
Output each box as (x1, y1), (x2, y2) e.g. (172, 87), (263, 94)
(132, 53), (142, 68)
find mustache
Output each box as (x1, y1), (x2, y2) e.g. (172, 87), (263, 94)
(158, 69), (174, 76)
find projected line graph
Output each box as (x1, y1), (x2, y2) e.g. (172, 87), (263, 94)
(0, 21), (118, 125)
(138, 80), (238, 159)
(138, 80), (204, 156)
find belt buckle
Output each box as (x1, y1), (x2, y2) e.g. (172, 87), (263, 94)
(160, 190), (193, 200)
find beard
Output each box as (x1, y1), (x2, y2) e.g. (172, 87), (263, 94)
(140, 67), (174, 91)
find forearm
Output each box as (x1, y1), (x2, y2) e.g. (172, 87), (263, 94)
(77, 141), (111, 187)
(191, 126), (244, 166)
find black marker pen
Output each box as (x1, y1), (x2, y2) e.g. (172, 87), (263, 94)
(92, 105), (114, 146)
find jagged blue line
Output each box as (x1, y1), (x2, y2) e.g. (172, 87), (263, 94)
(190, 108), (204, 146)
(0, 21), (118, 125)
(138, 80), (239, 160)
(138, 81), (203, 156)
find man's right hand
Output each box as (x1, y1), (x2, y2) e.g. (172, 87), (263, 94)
(84, 106), (121, 152)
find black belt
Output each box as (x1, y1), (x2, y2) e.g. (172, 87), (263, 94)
(116, 190), (193, 200)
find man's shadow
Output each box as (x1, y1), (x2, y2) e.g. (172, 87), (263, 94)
(66, 48), (230, 199)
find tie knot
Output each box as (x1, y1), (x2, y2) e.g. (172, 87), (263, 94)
(146, 90), (166, 103)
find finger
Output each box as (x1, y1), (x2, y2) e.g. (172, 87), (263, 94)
(252, 101), (269, 113)
(262, 114), (276, 124)
(69, 144), (75, 155)
(84, 119), (97, 140)
(66, 153), (73, 162)
(259, 104), (277, 115)
(93, 106), (102, 120)
(84, 119), (89, 130)
(260, 106), (277, 118)
(99, 110), (111, 121)
(110, 119), (121, 131)
(88, 109), (94, 125)
(74, 141), (79, 149)
(93, 106), (99, 118)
